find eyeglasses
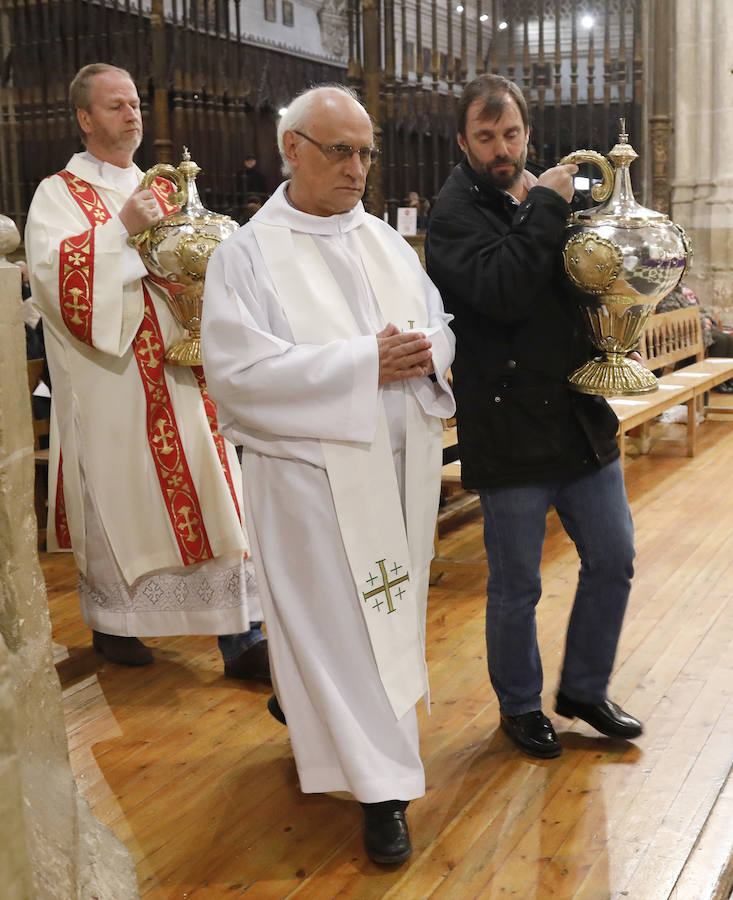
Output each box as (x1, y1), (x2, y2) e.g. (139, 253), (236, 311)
(293, 130), (381, 166)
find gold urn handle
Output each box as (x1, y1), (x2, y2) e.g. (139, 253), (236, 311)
(139, 162), (188, 201)
(557, 150), (614, 203)
(128, 163), (188, 252)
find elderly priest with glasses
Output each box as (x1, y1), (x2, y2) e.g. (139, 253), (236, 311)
(201, 84), (455, 865)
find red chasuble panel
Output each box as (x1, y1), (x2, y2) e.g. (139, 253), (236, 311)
(134, 287), (214, 565)
(192, 366), (243, 527)
(57, 171), (102, 346)
(54, 451), (72, 550)
(149, 175), (182, 217)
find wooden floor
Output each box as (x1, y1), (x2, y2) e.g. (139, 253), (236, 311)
(42, 403), (733, 899)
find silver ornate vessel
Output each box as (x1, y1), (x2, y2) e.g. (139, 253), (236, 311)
(559, 122), (691, 396)
(130, 148), (238, 365)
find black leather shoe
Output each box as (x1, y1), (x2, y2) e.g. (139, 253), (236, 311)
(224, 639), (271, 682)
(500, 710), (562, 758)
(267, 694), (286, 725)
(555, 691), (643, 738)
(92, 631), (154, 666)
(361, 801), (412, 865)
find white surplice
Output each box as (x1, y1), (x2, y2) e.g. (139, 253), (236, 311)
(201, 184), (455, 801)
(25, 152), (259, 636)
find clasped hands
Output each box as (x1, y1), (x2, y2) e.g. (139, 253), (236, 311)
(377, 323), (433, 386)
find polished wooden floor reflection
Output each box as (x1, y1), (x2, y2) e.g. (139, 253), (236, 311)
(43, 406), (733, 899)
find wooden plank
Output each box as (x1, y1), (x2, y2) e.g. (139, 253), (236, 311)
(668, 357), (733, 382)
(608, 383), (692, 431)
(439, 460), (462, 484)
(668, 767), (733, 900)
(442, 425), (457, 449)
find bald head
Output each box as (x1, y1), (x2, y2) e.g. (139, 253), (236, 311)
(277, 85), (371, 176)
(308, 87), (371, 128)
(278, 85), (376, 218)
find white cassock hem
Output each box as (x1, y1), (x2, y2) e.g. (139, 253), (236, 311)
(243, 451), (426, 803)
(79, 602), (252, 638)
(296, 753), (426, 801)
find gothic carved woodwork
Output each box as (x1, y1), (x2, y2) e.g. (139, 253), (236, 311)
(2, 0), (647, 226)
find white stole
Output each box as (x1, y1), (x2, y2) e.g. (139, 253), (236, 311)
(252, 217), (442, 720)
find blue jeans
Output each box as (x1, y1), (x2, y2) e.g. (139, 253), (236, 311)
(217, 622), (265, 661)
(478, 459), (635, 716)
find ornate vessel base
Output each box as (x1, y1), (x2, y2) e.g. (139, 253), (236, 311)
(568, 356), (658, 397)
(165, 336), (201, 366)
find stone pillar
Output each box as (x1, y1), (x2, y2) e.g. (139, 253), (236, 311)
(0, 214), (139, 899)
(672, 0), (733, 318)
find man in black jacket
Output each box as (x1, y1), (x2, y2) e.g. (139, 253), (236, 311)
(426, 74), (642, 758)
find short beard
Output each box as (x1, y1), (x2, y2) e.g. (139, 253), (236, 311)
(124, 131), (143, 154)
(465, 144), (527, 191)
(113, 128), (142, 156)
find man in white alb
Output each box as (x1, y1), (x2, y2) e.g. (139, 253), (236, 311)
(25, 62), (268, 679)
(201, 84), (455, 865)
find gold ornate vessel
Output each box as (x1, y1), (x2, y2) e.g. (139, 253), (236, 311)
(560, 122), (691, 396)
(130, 148), (238, 365)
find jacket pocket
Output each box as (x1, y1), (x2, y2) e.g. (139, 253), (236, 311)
(506, 384), (578, 464)
(457, 381), (579, 468)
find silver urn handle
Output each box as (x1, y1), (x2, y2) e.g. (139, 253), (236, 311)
(557, 150), (614, 203)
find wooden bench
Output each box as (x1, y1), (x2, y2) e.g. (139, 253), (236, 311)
(608, 306), (733, 464)
(438, 424), (478, 525)
(432, 423), (485, 577)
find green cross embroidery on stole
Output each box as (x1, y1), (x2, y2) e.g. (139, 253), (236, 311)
(362, 559), (410, 613)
